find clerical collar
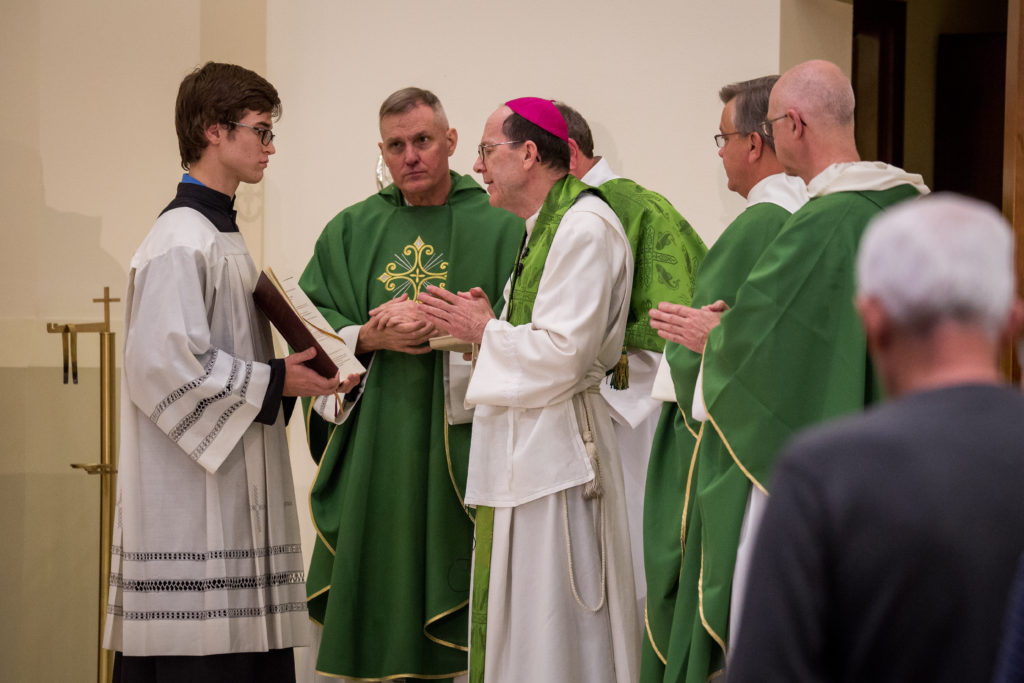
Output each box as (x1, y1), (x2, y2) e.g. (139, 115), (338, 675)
(160, 180), (239, 233)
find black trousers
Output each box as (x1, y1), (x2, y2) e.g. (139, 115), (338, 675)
(113, 648), (295, 683)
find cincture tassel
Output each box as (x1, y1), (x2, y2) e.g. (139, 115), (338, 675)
(580, 393), (603, 500)
(582, 433), (602, 500)
(610, 346), (629, 390)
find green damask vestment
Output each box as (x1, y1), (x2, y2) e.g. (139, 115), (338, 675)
(598, 178), (707, 353)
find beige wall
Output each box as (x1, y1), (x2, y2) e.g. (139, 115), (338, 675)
(263, 0), (789, 274)
(0, 1), (194, 679)
(0, 1), (266, 680)
(0, 0), (863, 679)
(780, 0), (853, 73)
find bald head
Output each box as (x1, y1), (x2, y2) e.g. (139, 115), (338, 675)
(772, 60), (855, 130)
(768, 60), (860, 182)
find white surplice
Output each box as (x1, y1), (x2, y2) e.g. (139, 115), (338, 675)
(465, 192), (640, 682)
(103, 206), (310, 656)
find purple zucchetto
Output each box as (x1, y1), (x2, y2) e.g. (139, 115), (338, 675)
(504, 97), (568, 141)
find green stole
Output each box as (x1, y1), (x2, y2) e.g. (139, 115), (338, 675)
(506, 174), (597, 325)
(598, 178), (707, 353)
(470, 173), (595, 682)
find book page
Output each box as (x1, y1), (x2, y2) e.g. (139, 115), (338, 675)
(268, 268), (366, 377)
(429, 334), (474, 354)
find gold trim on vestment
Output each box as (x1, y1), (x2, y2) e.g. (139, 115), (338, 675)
(707, 669), (725, 681)
(423, 597), (471, 652)
(697, 545), (728, 657)
(645, 406), (704, 667)
(705, 409), (768, 495)
(308, 416), (341, 557)
(430, 407), (474, 650)
(677, 403), (700, 441)
(306, 584), (330, 602)
(643, 420), (706, 669)
(314, 668), (468, 681)
(699, 350), (768, 496)
(681, 421), (704, 552)
(443, 405), (476, 524)
(424, 400), (473, 651)
(644, 602), (668, 665)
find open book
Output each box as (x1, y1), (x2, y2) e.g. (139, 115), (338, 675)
(253, 267), (365, 379)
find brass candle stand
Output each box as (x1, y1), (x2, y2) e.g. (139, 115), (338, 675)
(46, 286), (119, 683)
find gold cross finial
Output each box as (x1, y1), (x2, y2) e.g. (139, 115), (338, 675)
(92, 286), (120, 331)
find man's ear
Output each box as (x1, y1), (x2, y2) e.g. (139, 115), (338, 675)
(567, 138), (581, 176)
(747, 132), (763, 163)
(204, 122), (225, 146)
(1000, 297), (1024, 346)
(788, 108), (805, 139)
(522, 140), (539, 169)
(445, 127), (458, 157)
(856, 295), (891, 353)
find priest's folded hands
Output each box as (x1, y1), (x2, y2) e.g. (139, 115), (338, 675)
(648, 299), (728, 354)
(356, 294), (438, 355)
(418, 284), (495, 345)
(369, 293), (428, 327)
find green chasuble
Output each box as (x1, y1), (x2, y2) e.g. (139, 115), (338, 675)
(598, 179), (707, 352)
(640, 201), (793, 682)
(299, 172), (523, 680)
(660, 184), (921, 683)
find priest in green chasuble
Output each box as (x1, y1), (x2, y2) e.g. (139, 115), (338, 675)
(641, 74), (807, 683)
(299, 88), (523, 681)
(648, 61), (928, 683)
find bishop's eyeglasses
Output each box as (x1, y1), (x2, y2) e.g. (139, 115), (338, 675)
(477, 140), (524, 162)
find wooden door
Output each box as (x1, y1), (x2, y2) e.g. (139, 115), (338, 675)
(1003, 0), (1024, 382)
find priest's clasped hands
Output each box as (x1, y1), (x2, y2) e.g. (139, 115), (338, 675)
(418, 284), (495, 346)
(648, 300), (729, 353)
(359, 294), (438, 355)
(357, 286), (494, 357)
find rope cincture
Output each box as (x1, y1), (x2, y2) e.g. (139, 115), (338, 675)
(564, 389), (607, 612)
(579, 391), (604, 501)
(562, 488), (607, 613)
